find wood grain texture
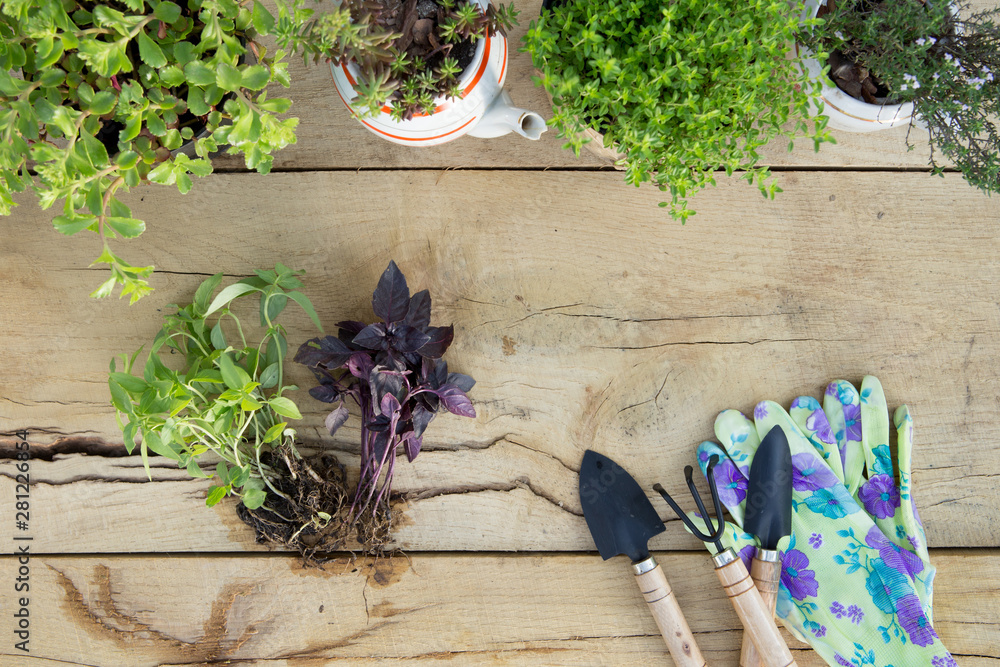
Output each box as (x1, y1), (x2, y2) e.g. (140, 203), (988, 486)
(715, 555), (796, 667)
(0, 552), (994, 666)
(2, 170), (1000, 552)
(206, 0), (999, 171)
(741, 555), (783, 667)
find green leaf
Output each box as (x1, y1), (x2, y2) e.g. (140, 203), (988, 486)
(79, 131), (110, 169)
(184, 61), (216, 86)
(137, 31), (167, 68)
(258, 97), (292, 113)
(145, 431), (180, 460)
(268, 396), (301, 420)
(109, 380), (134, 415)
(210, 322), (227, 350)
(216, 63), (243, 92)
(251, 0), (276, 34)
(89, 91), (118, 116)
(205, 281), (258, 316)
(218, 352), (252, 391)
(216, 462), (231, 484)
(187, 459), (210, 478)
(230, 466), (251, 489)
(159, 65), (185, 87)
(241, 395), (263, 411)
(206, 485), (229, 506)
(263, 421), (286, 443)
(106, 217), (145, 239)
(241, 487), (266, 510)
(259, 362), (280, 389)
(53, 215), (97, 236)
(240, 65), (270, 91)
(287, 291), (323, 333)
(154, 1), (182, 23)
(109, 372), (148, 394)
(194, 273), (224, 313)
(115, 150), (140, 169)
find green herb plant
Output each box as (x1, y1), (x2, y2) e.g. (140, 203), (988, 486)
(109, 264), (322, 512)
(524, 0), (834, 221)
(275, 0), (517, 120)
(807, 0), (1000, 194)
(0, 1), (298, 303)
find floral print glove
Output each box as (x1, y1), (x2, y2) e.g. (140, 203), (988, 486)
(691, 391), (953, 667)
(791, 377), (935, 623)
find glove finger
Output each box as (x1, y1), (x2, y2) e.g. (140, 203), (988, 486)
(894, 405), (930, 560)
(714, 408), (760, 468)
(753, 401), (843, 495)
(824, 380), (866, 495)
(894, 405), (936, 621)
(860, 376), (894, 480)
(790, 394), (845, 482)
(696, 441), (748, 524)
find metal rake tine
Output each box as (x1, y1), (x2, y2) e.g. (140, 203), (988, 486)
(701, 455), (727, 552)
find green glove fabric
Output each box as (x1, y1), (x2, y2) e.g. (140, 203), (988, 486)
(791, 377), (935, 622)
(690, 392), (953, 667)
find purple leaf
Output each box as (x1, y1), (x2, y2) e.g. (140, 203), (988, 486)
(380, 392), (401, 417)
(309, 384), (340, 403)
(325, 403), (350, 435)
(369, 368), (404, 404)
(436, 383), (476, 418)
(447, 372), (476, 393)
(388, 323), (431, 353)
(294, 336), (353, 368)
(368, 415), (390, 432)
(412, 403), (436, 438)
(422, 357), (448, 389)
(372, 261), (410, 324)
(353, 323), (387, 350)
(347, 351), (374, 379)
(419, 325), (454, 358)
(372, 430), (391, 461)
(405, 289), (432, 330)
(403, 433), (422, 462)
(337, 320), (366, 336)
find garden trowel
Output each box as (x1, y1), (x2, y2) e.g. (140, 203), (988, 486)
(740, 425), (794, 667)
(579, 450), (707, 667)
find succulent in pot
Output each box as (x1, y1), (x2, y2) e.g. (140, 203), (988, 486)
(275, 0), (545, 145)
(0, 0), (298, 302)
(802, 0), (1000, 195)
(523, 0), (833, 221)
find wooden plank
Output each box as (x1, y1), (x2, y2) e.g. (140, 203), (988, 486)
(2, 171), (1000, 552)
(0, 552), (994, 666)
(207, 0), (998, 170)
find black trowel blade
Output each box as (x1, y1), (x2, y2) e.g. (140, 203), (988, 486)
(579, 450), (666, 562)
(743, 425), (793, 550)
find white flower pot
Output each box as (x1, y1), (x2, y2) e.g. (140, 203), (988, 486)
(799, 0), (914, 133)
(330, 0), (546, 146)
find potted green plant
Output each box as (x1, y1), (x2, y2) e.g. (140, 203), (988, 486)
(802, 0), (1000, 193)
(523, 0), (834, 221)
(274, 0), (544, 145)
(0, 1), (298, 303)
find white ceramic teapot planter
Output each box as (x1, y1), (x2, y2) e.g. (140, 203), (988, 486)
(799, 0), (914, 133)
(330, 1), (546, 146)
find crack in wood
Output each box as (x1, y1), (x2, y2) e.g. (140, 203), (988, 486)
(407, 479), (583, 517)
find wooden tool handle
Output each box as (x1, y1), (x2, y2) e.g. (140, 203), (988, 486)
(740, 552), (783, 667)
(714, 550), (796, 667)
(633, 557), (707, 667)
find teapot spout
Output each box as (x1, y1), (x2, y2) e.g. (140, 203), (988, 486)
(467, 90), (547, 140)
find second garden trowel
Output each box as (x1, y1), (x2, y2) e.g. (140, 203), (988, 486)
(740, 425), (794, 667)
(579, 450), (707, 667)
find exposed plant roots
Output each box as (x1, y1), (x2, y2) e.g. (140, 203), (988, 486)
(236, 447), (393, 563)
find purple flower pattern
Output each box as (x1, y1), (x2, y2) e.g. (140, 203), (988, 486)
(713, 458), (748, 508)
(809, 532), (822, 549)
(754, 402), (768, 420)
(932, 655), (958, 667)
(811, 624), (827, 638)
(792, 453), (839, 491)
(842, 403), (862, 442)
(835, 656), (852, 667)
(805, 409), (836, 445)
(865, 526), (924, 578)
(847, 604), (864, 624)
(858, 474), (901, 519)
(896, 593), (938, 646)
(781, 548), (819, 600)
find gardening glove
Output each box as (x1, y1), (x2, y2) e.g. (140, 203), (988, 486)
(790, 377), (935, 621)
(688, 399), (954, 667)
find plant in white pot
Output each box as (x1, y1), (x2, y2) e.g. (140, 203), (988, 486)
(802, 0), (1000, 196)
(275, 0), (544, 145)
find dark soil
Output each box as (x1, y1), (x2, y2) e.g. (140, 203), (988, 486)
(236, 448), (393, 563)
(817, 0), (896, 104)
(372, 0), (478, 73)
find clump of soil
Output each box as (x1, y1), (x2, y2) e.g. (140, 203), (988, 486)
(817, 0), (897, 104)
(236, 448), (393, 563)
(368, 0), (478, 74)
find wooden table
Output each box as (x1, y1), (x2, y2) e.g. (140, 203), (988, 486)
(2, 1), (999, 664)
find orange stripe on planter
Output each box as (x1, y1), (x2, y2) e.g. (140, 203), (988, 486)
(497, 37), (506, 84)
(360, 115), (478, 142)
